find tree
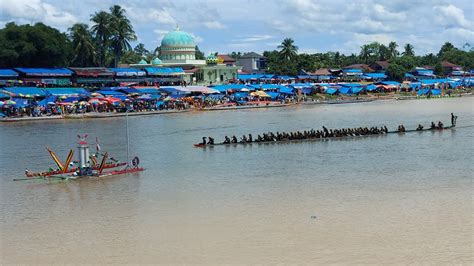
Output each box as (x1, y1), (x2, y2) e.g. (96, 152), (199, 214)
(278, 38), (298, 60)
(386, 63), (405, 81)
(359, 42), (380, 64)
(378, 44), (390, 61)
(0, 22), (72, 68)
(438, 42), (455, 57)
(388, 41), (399, 59)
(133, 43), (149, 56)
(434, 62), (443, 76)
(91, 11), (111, 66)
(69, 23), (97, 67)
(229, 51), (242, 59)
(109, 5), (136, 67)
(195, 46), (205, 60)
(402, 43), (415, 57)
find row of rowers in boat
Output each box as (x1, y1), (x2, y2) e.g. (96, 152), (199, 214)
(195, 120), (455, 147)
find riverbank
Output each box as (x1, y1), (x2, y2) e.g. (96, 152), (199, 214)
(1, 92), (472, 122)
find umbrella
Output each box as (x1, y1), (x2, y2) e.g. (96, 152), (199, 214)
(105, 97), (122, 104)
(163, 96), (172, 101)
(88, 98), (105, 104)
(240, 88), (250, 92)
(3, 100), (16, 105)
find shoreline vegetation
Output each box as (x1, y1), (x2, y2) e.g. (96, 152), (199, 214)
(2, 92), (471, 123)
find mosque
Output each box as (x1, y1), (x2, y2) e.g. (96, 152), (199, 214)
(132, 27), (240, 85)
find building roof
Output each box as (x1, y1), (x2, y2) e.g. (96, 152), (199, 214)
(241, 52), (265, 59)
(343, 64), (374, 72)
(218, 54), (236, 63)
(69, 67), (114, 77)
(441, 60), (460, 68)
(14, 68), (73, 76)
(373, 61), (389, 69)
(313, 68), (331, 75)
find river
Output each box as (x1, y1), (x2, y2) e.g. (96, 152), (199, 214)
(1, 97), (473, 264)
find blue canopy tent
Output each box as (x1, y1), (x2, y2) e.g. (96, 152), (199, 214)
(237, 74), (265, 80)
(417, 89), (430, 95)
(366, 84), (378, 92)
(266, 92), (280, 100)
(14, 68), (73, 76)
(212, 84), (251, 93)
(278, 87), (295, 95)
(11, 98), (31, 108)
(205, 94), (225, 100)
(95, 90), (126, 97)
(37, 96), (57, 107)
(110, 68), (146, 77)
(325, 88), (338, 94)
(0, 69), (19, 77)
(3, 87), (47, 97)
(431, 89), (441, 95)
(339, 83), (365, 94)
(44, 88), (91, 97)
(145, 67), (185, 76)
(233, 92), (249, 99)
(0, 92), (11, 99)
(135, 87), (161, 94)
(362, 73), (387, 80)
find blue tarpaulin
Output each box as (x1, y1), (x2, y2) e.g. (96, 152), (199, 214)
(145, 67), (184, 75)
(431, 89), (441, 95)
(96, 90), (126, 96)
(44, 88), (91, 96)
(366, 84), (378, 91)
(212, 84), (251, 92)
(0, 92), (10, 98)
(14, 68), (73, 76)
(326, 88), (338, 94)
(266, 92), (280, 100)
(110, 68), (146, 76)
(278, 87), (294, 94)
(3, 87), (47, 97)
(12, 98), (30, 108)
(205, 94), (225, 100)
(233, 92), (249, 99)
(0, 69), (19, 77)
(136, 87), (161, 94)
(363, 73), (386, 79)
(37, 96), (57, 107)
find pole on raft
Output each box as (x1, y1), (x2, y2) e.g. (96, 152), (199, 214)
(126, 110), (130, 168)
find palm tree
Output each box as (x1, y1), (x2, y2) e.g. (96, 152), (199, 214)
(359, 44), (371, 63)
(402, 43), (415, 57)
(69, 23), (97, 67)
(109, 5), (136, 67)
(91, 11), (111, 66)
(388, 41), (398, 59)
(278, 38), (298, 60)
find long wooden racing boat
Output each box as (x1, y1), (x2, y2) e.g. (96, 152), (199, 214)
(194, 125), (455, 148)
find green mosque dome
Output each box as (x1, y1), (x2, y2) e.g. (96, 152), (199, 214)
(151, 58), (162, 65)
(206, 53), (218, 64)
(161, 27), (195, 47)
(138, 58), (148, 65)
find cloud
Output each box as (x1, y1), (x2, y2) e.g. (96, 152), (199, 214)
(0, 0), (77, 29)
(124, 6), (176, 25)
(433, 4), (471, 29)
(237, 35), (274, 42)
(203, 21), (226, 29)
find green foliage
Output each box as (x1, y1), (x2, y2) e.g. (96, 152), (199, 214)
(386, 63), (405, 81)
(0, 22), (72, 68)
(278, 38), (298, 61)
(229, 51), (242, 59)
(69, 23), (97, 67)
(195, 46), (205, 60)
(402, 43), (415, 57)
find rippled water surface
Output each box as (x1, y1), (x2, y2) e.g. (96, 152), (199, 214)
(1, 97), (473, 264)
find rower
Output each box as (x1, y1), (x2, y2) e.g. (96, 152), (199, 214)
(431, 122), (436, 129)
(451, 113), (457, 126)
(202, 137), (207, 145)
(416, 124), (423, 131)
(437, 121), (443, 129)
(231, 136), (238, 143)
(248, 134), (253, 142)
(208, 137), (214, 145)
(241, 135), (248, 143)
(223, 136), (230, 144)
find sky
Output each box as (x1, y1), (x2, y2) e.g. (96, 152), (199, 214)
(1, 0), (473, 56)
